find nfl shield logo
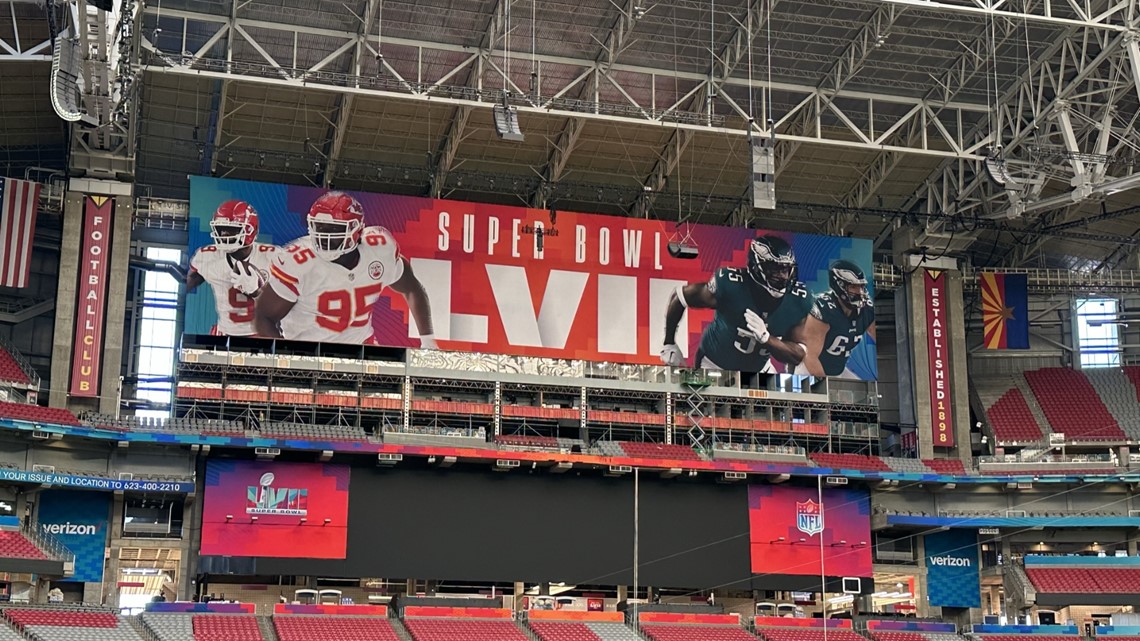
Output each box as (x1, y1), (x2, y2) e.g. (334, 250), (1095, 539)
(796, 500), (824, 536)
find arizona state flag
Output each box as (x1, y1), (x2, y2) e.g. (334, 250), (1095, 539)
(981, 273), (1029, 349)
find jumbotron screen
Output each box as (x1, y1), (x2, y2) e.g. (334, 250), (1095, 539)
(187, 176), (876, 378)
(748, 485), (872, 578)
(200, 460), (350, 559)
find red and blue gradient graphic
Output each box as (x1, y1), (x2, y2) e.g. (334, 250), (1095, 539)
(201, 460), (350, 559)
(187, 176), (876, 379)
(748, 485), (872, 577)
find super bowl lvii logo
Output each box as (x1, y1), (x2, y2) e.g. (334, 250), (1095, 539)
(795, 499), (824, 536)
(246, 472), (309, 516)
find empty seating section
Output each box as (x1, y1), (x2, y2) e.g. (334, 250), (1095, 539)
(1025, 567), (1140, 593)
(274, 616), (399, 641)
(641, 624), (758, 641)
(404, 619), (528, 641)
(192, 615), (263, 641)
(5, 610), (142, 641)
(618, 442), (702, 460)
(882, 457), (931, 474)
(258, 422), (367, 442)
(984, 388), (1044, 443)
(756, 628), (867, 641)
(0, 347), (31, 385)
(6, 611), (118, 629)
(1085, 368), (1140, 440)
(1023, 368), (1126, 441)
(0, 530), (47, 559)
(81, 414), (244, 436)
(809, 453), (892, 472)
(583, 623), (643, 641)
(0, 402), (80, 426)
(140, 613), (194, 641)
(530, 622), (603, 641)
(868, 632), (928, 641)
(496, 434), (561, 450)
(924, 459), (968, 475)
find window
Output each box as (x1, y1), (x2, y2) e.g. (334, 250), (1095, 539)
(137, 247), (182, 409)
(1076, 298), (1121, 368)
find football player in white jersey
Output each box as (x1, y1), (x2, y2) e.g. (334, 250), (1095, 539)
(254, 191), (436, 346)
(187, 200), (278, 336)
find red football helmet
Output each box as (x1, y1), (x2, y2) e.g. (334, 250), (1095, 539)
(307, 191), (365, 260)
(210, 200), (259, 252)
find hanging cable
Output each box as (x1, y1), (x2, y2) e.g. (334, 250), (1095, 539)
(503, 0), (510, 96)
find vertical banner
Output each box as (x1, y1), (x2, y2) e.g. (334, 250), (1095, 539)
(925, 529), (980, 608)
(37, 490), (111, 582)
(70, 195), (114, 397)
(924, 269), (954, 447)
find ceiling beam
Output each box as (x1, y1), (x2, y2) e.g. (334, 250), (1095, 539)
(837, 29), (1009, 213)
(629, 0), (772, 217)
(902, 25), (1134, 223)
(530, 0), (641, 208)
(873, 0), (1132, 32)
(775, 3), (902, 187)
(430, 0), (508, 198)
(322, 0), (381, 186)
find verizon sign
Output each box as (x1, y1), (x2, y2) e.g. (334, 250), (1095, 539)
(70, 195), (114, 397)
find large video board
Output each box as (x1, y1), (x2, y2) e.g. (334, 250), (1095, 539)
(748, 485), (873, 578)
(188, 176), (875, 378)
(201, 460), (350, 559)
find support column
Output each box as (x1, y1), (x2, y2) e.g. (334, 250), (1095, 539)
(895, 227), (969, 459)
(49, 180), (134, 414)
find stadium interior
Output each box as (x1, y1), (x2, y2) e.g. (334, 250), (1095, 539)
(3, 0), (1140, 639)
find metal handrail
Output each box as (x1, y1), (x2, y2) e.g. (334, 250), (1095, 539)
(20, 521), (75, 566)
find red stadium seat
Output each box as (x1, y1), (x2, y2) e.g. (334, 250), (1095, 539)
(274, 615), (399, 641)
(0, 347), (31, 386)
(1023, 368), (1126, 441)
(808, 453), (892, 472)
(617, 441), (702, 461)
(1025, 567), (1140, 593)
(530, 622), (604, 641)
(756, 628), (866, 641)
(193, 614), (264, 641)
(0, 530), (48, 560)
(0, 401), (80, 426)
(5, 610), (118, 629)
(923, 459), (968, 475)
(642, 624), (759, 641)
(404, 619), (529, 641)
(984, 388), (1044, 443)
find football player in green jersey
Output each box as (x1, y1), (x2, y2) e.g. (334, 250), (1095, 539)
(660, 235), (813, 372)
(795, 259), (876, 379)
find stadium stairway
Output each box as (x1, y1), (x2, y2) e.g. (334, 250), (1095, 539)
(139, 613), (194, 641)
(1009, 374), (1054, 439)
(527, 621), (642, 641)
(388, 617), (416, 641)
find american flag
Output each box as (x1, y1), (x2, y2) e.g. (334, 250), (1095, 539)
(0, 178), (41, 289)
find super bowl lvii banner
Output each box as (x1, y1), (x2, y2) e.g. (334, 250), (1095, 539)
(188, 176), (877, 378)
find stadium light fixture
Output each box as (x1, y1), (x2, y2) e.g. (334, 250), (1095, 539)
(299, 518), (307, 524)
(225, 515), (233, 521)
(250, 516), (258, 522)
(768, 537), (786, 544)
(324, 518), (332, 525)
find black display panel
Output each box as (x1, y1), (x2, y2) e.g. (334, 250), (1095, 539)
(236, 466), (751, 588)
